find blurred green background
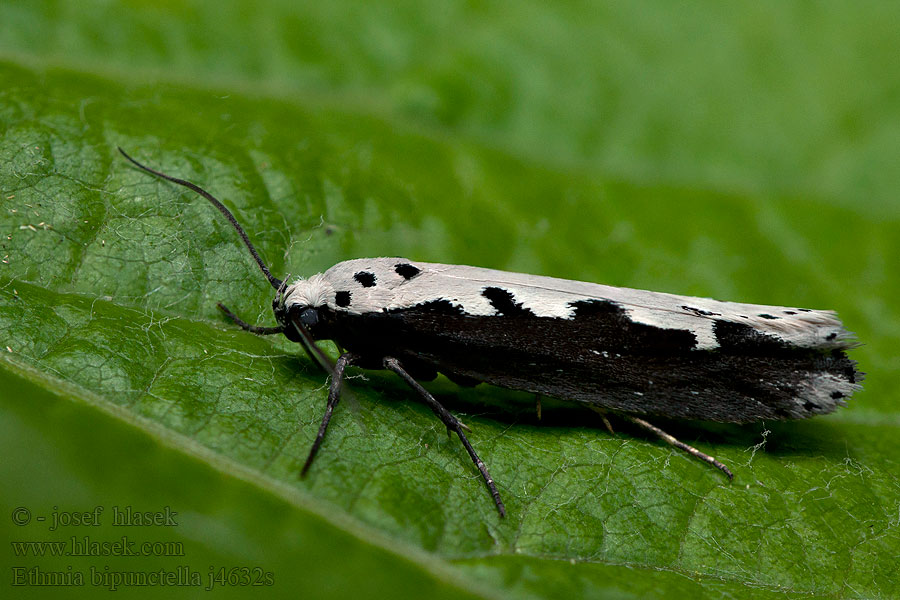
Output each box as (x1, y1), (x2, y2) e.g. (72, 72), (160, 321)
(1, 2), (898, 598)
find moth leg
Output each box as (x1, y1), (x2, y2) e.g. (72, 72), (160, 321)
(587, 406), (616, 435)
(217, 303), (283, 335)
(535, 394), (542, 421)
(622, 415), (734, 480)
(383, 357), (506, 518)
(301, 351), (357, 476)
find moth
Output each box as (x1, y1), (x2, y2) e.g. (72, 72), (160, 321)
(119, 148), (862, 517)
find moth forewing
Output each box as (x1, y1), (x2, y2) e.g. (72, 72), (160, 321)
(120, 148), (863, 518)
(312, 259), (859, 422)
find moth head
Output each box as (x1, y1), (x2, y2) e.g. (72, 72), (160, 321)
(275, 275), (334, 341)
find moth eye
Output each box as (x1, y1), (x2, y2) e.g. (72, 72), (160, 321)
(353, 271), (377, 287)
(335, 291), (352, 307)
(299, 307), (319, 327)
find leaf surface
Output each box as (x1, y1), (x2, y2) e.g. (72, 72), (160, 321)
(1, 3), (899, 598)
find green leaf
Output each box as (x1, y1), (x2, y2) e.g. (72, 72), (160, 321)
(2, 2), (899, 599)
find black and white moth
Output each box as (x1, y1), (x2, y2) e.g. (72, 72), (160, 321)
(119, 148), (863, 518)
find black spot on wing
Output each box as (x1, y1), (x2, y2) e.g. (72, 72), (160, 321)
(395, 263), (421, 279)
(335, 291), (352, 307)
(830, 390), (844, 399)
(569, 299), (698, 351)
(481, 287), (534, 316)
(569, 298), (622, 318)
(758, 313), (779, 320)
(842, 360), (861, 384)
(713, 320), (788, 352)
(826, 332), (837, 341)
(783, 310), (797, 315)
(681, 305), (720, 317)
(354, 271), (377, 287)
(391, 299), (464, 315)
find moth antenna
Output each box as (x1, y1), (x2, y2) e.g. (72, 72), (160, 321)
(118, 147), (283, 290)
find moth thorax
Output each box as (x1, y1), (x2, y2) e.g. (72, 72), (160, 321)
(284, 273), (334, 309)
